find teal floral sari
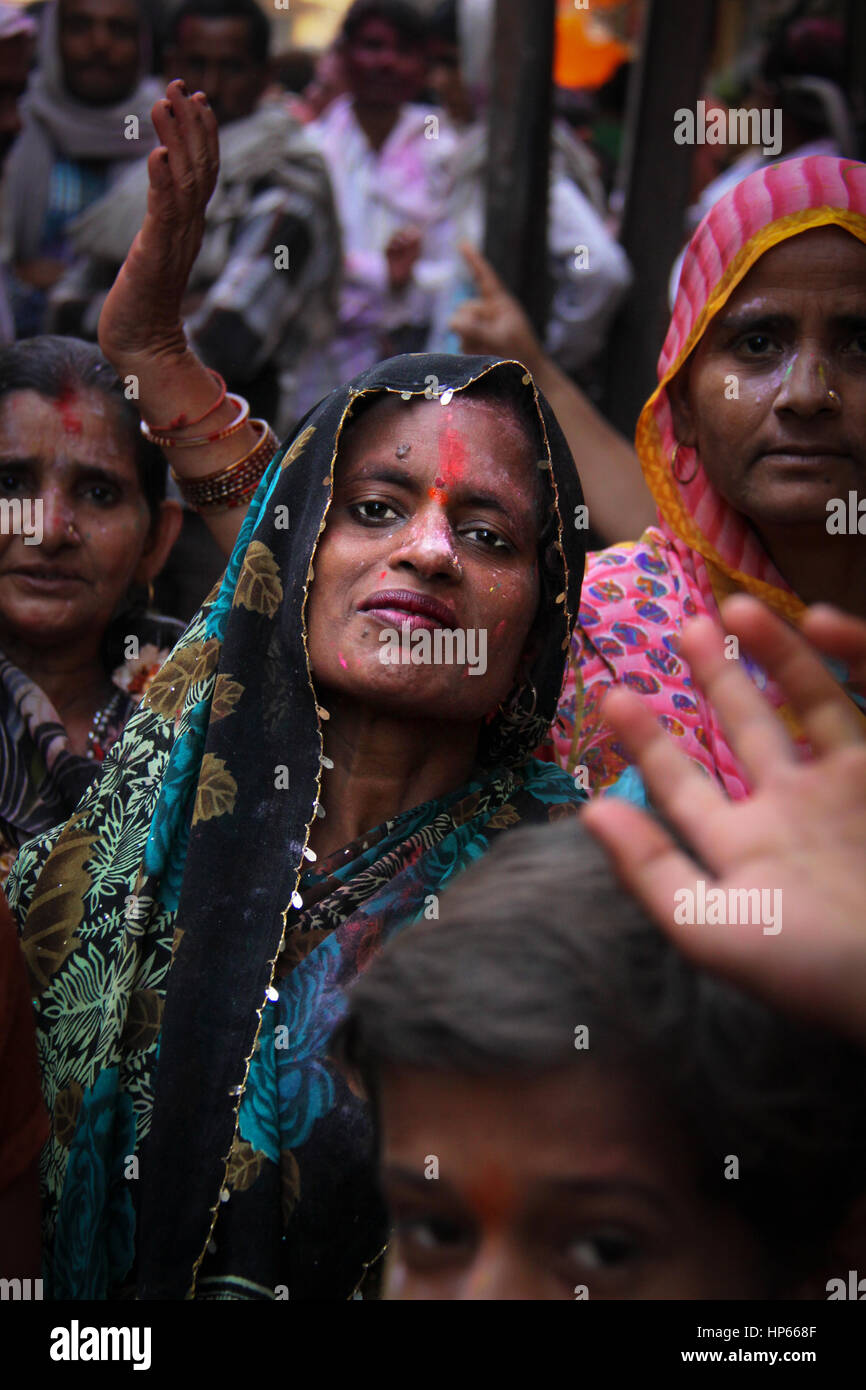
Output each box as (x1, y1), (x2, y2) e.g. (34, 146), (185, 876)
(9, 354), (587, 1299)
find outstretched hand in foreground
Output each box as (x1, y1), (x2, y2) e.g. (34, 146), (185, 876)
(583, 596), (866, 1046)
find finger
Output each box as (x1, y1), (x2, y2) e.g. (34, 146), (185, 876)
(598, 685), (731, 869)
(800, 603), (866, 685)
(678, 611), (796, 781)
(146, 145), (171, 194)
(151, 96), (176, 150)
(581, 797), (712, 933)
(458, 241), (507, 300)
(583, 799), (799, 1013)
(153, 96), (193, 209)
(166, 80), (212, 206)
(193, 93), (221, 195)
(719, 595), (865, 754)
(448, 301), (487, 333)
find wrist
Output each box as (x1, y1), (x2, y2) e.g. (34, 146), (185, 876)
(118, 346), (222, 430)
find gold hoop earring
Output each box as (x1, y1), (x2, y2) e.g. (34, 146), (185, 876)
(671, 442), (699, 486)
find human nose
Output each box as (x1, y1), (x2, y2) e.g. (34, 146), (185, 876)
(39, 487), (79, 550)
(387, 502), (462, 580)
(89, 20), (113, 55)
(455, 1241), (527, 1301)
(774, 348), (841, 418)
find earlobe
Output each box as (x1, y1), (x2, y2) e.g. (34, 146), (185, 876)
(667, 367), (698, 450)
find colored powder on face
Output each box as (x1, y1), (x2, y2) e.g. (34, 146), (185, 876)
(438, 419), (467, 490)
(465, 1164), (516, 1227)
(338, 652), (348, 669)
(492, 618), (506, 642)
(428, 486), (449, 505)
(55, 383), (83, 436)
(783, 361), (793, 379)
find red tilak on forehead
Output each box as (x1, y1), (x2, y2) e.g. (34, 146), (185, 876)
(465, 1164), (517, 1226)
(55, 383), (83, 436)
(438, 416), (466, 490)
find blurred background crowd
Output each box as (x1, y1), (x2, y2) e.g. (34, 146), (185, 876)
(0, 0), (862, 623)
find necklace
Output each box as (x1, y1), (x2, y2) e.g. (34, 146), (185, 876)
(86, 687), (125, 761)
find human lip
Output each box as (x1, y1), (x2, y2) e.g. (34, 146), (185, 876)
(760, 444), (850, 459)
(359, 589), (458, 628)
(5, 566), (85, 590)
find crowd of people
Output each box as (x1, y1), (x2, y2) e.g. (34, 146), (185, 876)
(0, 0), (864, 1304)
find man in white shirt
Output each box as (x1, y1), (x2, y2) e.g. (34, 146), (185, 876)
(424, 0), (632, 377)
(302, 0), (458, 408)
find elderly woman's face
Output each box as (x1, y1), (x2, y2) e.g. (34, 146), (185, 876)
(671, 226), (866, 530)
(0, 388), (156, 652)
(306, 395), (542, 725)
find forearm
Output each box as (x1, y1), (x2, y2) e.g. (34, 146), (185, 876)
(123, 346), (260, 556)
(528, 351), (656, 545)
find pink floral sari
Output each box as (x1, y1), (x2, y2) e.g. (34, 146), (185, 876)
(552, 155), (866, 797)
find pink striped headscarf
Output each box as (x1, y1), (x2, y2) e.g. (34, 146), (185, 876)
(553, 156), (866, 797)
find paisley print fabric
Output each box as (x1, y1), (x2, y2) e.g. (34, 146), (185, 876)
(8, 353), (587, 1300)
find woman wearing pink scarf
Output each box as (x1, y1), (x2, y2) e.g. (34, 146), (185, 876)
(553, 155), (866, 798)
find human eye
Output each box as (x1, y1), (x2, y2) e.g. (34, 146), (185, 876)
(565, 1227), (640, 1273)
(0, 468), (25, 494)
(393, 1212), (473, 1268)
(462, 525), (510, 551)
(735, 331), (780, 357)
(349, 499), (401, 525)
(843, 328), (866, 354)
(80, 481), (120, 506)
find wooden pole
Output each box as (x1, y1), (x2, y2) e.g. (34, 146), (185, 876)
(602, 0), (718, 438)
(482, 0), (556, 336)
(845, 0), (866, 159)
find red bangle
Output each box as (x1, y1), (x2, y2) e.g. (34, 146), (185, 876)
(141, 369), (227, 435)
(171, 421), (279, 510)
(141, 393), (251, 448)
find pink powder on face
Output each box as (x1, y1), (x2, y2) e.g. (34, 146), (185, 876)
(338, 652), (348, 669)
(55, 383), (83, 436)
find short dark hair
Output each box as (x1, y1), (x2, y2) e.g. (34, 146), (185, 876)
(335, 820), (866, 1275)
(166, 0), (270, 65)
(0, 336), (167, 522)
(341, 0), (427, 50)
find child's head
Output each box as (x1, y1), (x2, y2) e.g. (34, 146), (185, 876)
(334, 822), (866, 1300)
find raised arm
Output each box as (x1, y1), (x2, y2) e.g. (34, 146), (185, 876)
(98, 81), (268, 558)
(450, 243), (656, 546)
